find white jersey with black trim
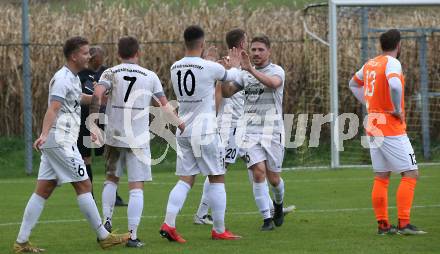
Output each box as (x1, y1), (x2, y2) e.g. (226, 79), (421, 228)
(217, 90), (245, 129)
(235, 63), (285, 135)
(98, 63), (164, 148)
(170, 56), (240, 137)
(42, 66), (82, 148)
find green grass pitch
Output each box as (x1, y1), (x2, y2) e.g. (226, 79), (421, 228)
(1, 139), (440, 254)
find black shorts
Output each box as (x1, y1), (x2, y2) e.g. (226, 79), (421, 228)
(77, 124), (104, 158)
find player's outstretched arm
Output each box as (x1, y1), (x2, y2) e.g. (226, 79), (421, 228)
(240, 51), (282, 89)
(155, 95), (185, 133)
(220, 47), (242, 83)
(221, 81), (241, 98)
(349, 77), (365, 104)
(217, 48), (242, 98)
(80, 94), (93, 105)
(87, 84), (107, 143)
(33, 101), (62, 151)
(89, 84), (107, 115)
(80, 81), (97, 105)
(227, 47), (241, 69)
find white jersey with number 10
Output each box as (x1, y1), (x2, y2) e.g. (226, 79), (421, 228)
(170, 57), (239, 137)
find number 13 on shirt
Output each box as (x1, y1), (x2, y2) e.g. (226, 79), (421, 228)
(365, 70), (376, 97)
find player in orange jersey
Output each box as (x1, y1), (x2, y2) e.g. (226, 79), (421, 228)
(349, 29), (426, 235)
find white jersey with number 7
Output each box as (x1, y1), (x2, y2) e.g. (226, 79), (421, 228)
(98, 63), (165, 148)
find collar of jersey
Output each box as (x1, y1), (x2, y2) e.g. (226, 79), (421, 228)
(64, 65), (78, 77)
(255, 62), (271, 70)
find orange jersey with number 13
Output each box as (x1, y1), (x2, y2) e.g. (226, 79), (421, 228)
(353, 55), (406, 137)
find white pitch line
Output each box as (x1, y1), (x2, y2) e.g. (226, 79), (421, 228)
(0, 175), (435, 185)
(0, 204), (439, 227)
(283, 162), (440, 171)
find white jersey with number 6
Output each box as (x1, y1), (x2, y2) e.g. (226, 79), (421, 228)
(170, 57), (239, 137)
(98, 63), (165, 148)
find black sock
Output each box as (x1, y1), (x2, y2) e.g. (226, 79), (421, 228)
(116, 191), (122, 201)
(86, 164), (94, 198)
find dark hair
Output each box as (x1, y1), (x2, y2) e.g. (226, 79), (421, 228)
(225, 28), (246, 49)
(380, 29), (401, 51)
(183, 25), (205, 50)
(118, 36), (139, 59)
(251, 35), (271, 48)
(89, 45), (105, 58)
(63, 36), (89, 59)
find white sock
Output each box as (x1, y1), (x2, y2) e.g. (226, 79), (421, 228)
(164, 180), (191, 227)
(196, 177), (210, 218)
(208, 183), (226, 234)
(128, 189), (143, 240)
(77, 192), (109, 240)
(271, 178), (285, 205)
(16, 193), (46, 243)
(102, 180), (117, 224)
(249, 171), (275, 212)
(266, 180), (275, 212)
(253, 182), (271, 219)
(247, 169), (254, 184)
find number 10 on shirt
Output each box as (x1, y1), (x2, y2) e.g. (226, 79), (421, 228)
(177, 70), (196, 96)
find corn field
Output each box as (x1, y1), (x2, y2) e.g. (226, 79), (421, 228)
(1, 1), (440, 154)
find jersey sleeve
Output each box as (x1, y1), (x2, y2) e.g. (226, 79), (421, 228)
(353, 65), (364, 86)
(49, 78), (68, 103)
(152, 73), (165, 98)
(98, 69), (113, 90)
(272, 65), (285, 83)
(211, 62), (228, 81)
(232, 71), (244, 90)
(388, 76), (403, 113)
(385, 57), (402, 80)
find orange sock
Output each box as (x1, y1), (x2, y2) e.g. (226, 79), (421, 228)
(372, 177), (390, 226)
(397, 177), (417, 228)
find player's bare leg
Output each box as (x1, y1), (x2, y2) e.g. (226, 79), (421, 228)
(83, 156), (93, 188)
(35, 180), (57, 199)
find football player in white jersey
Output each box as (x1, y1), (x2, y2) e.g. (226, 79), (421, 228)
(194, 30), (295, 229)
(222, 35), (287, 231)
(13, 37), (129, 253)
(90, 36), (184, 248)
(192, 28), (247, 225)
(159, 25), (242, 242)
